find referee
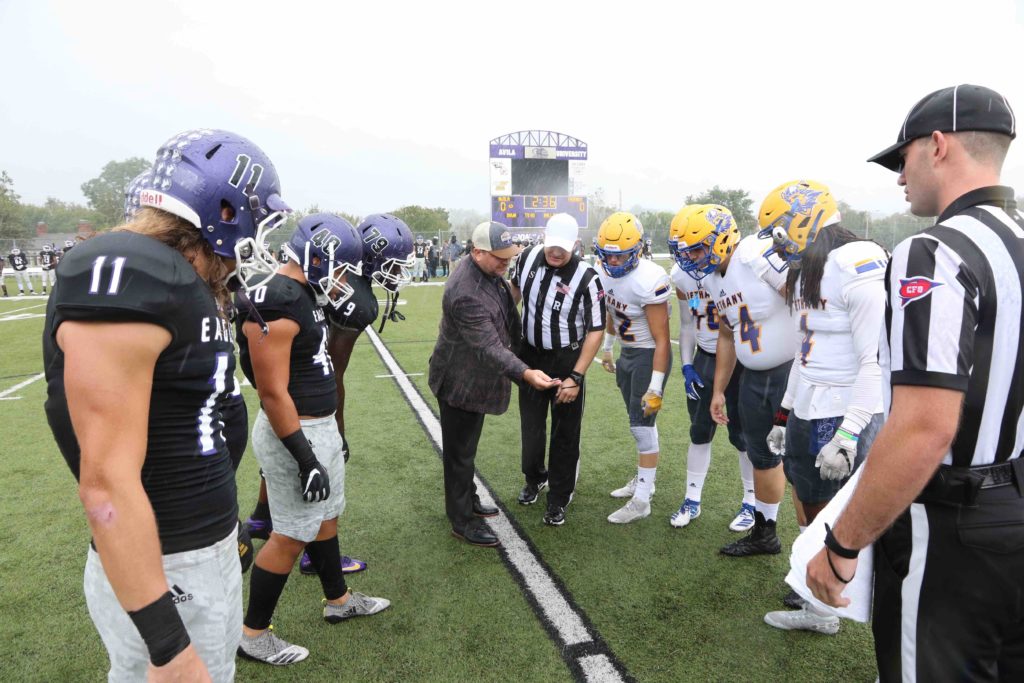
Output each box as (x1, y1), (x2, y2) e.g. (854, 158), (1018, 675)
(807, 84), (1022, 680)
(511, 213), (606, 526)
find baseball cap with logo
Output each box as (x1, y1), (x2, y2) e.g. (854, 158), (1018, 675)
(544, 213), (579, 252)
(472, 221), (520, 259)
(868, 84), (1016, 172)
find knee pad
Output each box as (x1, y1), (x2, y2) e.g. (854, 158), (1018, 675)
(630, 425), (659, 454)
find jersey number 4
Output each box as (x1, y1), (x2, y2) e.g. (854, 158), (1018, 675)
(799, 312), (814, 366)
(738, 304), (761, 353)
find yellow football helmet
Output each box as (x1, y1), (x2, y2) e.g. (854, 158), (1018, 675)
(757, 179), (840, 270)
(595, 211), (644, 278)
(668, 204), (705, 257)
(674, 204), (740, 280)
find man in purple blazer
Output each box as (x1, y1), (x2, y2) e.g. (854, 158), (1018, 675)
(429, 221), (560, 547)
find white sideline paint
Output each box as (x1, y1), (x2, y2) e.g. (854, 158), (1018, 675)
(0, 372), (45, 400)
(0, 313), (45, 322)
(365, 328), (625, 682)
(374, 372), (423, 379)
(0, 303), (46, 316)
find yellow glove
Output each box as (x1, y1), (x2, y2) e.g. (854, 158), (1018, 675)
(601, 350), (616, 374)
(641, 390), (663, 417)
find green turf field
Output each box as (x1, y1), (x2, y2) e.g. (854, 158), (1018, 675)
(0, 266), (877, 682)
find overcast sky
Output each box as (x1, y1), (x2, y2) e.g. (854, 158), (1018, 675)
(2, 0), (1023, 219)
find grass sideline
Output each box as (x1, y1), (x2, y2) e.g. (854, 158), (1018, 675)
(0, 273), (877, 681)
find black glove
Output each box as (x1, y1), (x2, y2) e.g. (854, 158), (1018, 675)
(342, 433), (351, 463)
(282, 430), (331, 503)
(237, 521), (253, 573)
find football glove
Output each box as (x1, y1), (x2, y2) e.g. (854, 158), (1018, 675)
(341, 433), (351, 463)
(298, 459), (331, 502)
(681, 364), (704, 401)
(816, 428), (858, 481)
(641, 390), (663, 417)
(601, 350), (616, 374)
(766, 408), (789, 456)
(237, 521), (253, 574)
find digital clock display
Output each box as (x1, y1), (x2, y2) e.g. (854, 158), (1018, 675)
(491, 195), (588, 229)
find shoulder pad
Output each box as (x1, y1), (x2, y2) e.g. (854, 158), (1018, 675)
(51, 232), (195, 332)
(834, 241), (888, 278)
(327, 276), (379, 331)
(241, 274), (309, 324)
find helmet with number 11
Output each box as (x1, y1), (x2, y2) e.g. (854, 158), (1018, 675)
(594, 211), (644, 278)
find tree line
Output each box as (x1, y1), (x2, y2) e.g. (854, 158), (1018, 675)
(2, 158), (1017, 254)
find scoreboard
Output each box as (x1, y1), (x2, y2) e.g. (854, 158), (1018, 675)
(491, 195), (587, 228)
(489, 131), (588, 228)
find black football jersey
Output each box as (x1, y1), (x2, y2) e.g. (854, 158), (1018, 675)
(42, 232), (238, 554)
(326, 274), (379, 332)
(9, 253), (27, 270)
(236, 274), (338, 417)
(414, 243), (426, 258)
(40, 250), (56, 269)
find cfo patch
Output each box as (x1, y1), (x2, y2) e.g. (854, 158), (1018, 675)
(898, 277), (944, 308)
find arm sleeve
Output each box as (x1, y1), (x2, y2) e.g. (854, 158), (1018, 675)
(451, 294), (529, 380)
(678, 297), (696, 366)
(887, 235), (977, 392)
(583, 271), (607, 332)
(839, 269), (887, 434)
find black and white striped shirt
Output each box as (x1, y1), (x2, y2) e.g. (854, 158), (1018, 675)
(881, 186), (1024, 466)
(512, 244), (606, 350)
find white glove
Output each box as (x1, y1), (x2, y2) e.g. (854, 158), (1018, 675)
(766, 425), (786, 456)
(816, 429), (859, 481)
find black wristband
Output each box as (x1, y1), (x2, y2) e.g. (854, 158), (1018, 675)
(281, 429), (316, 469)
(568, 371), (584, 385)
(823, 523), (859, 559)
(826, 548), (854, 584)
(128, 591), (191, 667)
(773, 407), (790, 427)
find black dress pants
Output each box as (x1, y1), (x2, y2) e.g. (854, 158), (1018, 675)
(518, 344), (584, 508)
(439, 399), (486, 530)
(873, 478), (1024, 682)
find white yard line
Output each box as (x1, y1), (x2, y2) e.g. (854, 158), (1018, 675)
(364, 328), (627, 683)
(0, 372), (45, 400)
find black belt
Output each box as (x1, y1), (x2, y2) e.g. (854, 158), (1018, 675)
(917, 460), (1024, 507)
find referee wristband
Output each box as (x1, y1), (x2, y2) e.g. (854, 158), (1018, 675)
(281, 429), (316, 469)
(823, 523), (859, 559)
(128, 591), (191, 667)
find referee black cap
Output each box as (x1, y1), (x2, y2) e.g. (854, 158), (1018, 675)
(868, 84), (1016, 172)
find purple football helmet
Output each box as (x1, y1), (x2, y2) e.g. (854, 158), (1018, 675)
(283, 213), (363, 308)
(138, 129), (289, 291)
(356, 213), (414, 292)
(123, 169), (153, 222)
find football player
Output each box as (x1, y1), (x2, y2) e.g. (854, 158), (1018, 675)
(7, 247), (34, 295)
(667, 205), (756, 531)
(236, 213), (390, 666)
(0, 253), (7, 296)
(756, 180), (887, 634)
(596, 212), (673, 524)
(42, 129), (286, 682)
(412, 234), (427, 282)
(683, 205), (797, 557)
(38, 244), (56, 293)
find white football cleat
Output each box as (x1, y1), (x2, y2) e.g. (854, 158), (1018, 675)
(670, 499), (701, 528)
(764, 607), (840, 635)
(610, 476), (655, 499)
(607, 497), (651, 524)
(729, 503), (756, 532)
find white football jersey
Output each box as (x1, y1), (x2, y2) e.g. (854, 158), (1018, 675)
(790, 241), (887, 418)
(599, 259), (672, 349)
(704, 234), (795, 370)
(670, 263), (719, 354)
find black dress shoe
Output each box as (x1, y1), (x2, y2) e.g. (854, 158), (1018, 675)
(451, 522), (499, 547)
(472, 496), (499, 518)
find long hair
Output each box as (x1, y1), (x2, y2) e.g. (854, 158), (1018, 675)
(785, 225), (878, 310)
(115, 208), (232, 307)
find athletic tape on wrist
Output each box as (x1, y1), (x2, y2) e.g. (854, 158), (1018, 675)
(128, 591), (191, 667)
(648, 370), (665, 395)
